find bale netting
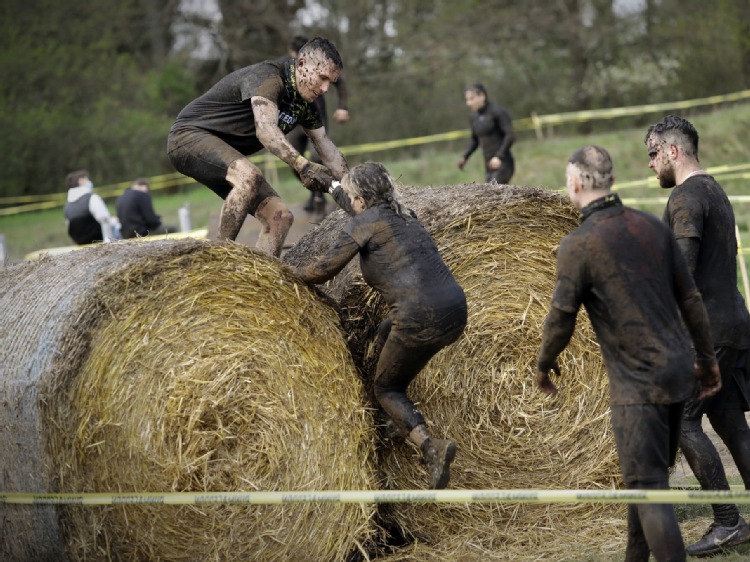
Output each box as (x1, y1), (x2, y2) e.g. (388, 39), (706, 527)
(284, 184), (626, 559)
(0, 239), (377, 562)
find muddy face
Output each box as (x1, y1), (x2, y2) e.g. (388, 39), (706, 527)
(295, 51), (340, 103)
(646, 134), (676, 189)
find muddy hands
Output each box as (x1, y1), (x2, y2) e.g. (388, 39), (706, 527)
(300, 162), (335, 193)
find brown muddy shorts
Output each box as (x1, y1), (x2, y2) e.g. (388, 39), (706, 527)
(167, 127), (278, 214)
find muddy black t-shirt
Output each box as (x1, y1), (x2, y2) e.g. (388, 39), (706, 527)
(539, 195), (707, 406)
(663, 175), (750, 348)
(463, 102), (514, 163)
(297, 204), (466, 331)
(171, 57), (323, 155)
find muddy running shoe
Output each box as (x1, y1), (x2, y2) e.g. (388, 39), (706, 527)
(686, 516), (750, 557)
(421, 438), (457, 490)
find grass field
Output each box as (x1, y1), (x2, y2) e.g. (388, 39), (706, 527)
(2, 103), (750, 266)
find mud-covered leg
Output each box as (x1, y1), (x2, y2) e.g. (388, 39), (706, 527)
(255, 196), (293, 257)
(681, 417), (739, 526)
(221, 159), (262, 242)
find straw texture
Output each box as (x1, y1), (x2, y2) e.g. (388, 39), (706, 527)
(285, 184), (626, 559)
(1, 239), (377, 561)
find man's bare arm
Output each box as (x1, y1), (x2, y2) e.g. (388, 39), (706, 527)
(306, 127), (349, 179)
(251, 96), (307, 173)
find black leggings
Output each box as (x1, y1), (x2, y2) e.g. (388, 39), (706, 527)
(680, 347), (750, 525)
(373, 314), (465, 434)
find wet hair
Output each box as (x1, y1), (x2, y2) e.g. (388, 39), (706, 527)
(568, 145), (614, 191)
(342, 162), (409, 216)
(464, 83), (488, 99)
(298, 37), (343, 71)
(645, 115), (699, 159)
(66, 169), (89, 190)
(289, 35), (308, 55)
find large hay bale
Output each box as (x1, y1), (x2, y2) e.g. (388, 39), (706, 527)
(284, 184), (625, 559)
(1, 239), (377, 562)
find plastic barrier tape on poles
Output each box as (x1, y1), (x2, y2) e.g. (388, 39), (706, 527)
(2, 89), (750, 214)
(3, 488), (750, 506)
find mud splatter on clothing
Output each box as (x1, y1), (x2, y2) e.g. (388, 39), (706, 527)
(663, 174), (750, 349)
(538, 193), (713, 406)
(296, 204), (467, 432)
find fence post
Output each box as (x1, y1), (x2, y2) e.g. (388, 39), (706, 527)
(179, 203), (192, 232)
(736, 225), (750, 305)
(0, 234), (6, 266)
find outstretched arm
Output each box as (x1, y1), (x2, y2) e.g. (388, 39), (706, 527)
(306, 127), (348, 179)
(327, 181), (356, 217)
(294, 230), (360, 284)
(251, 96), (308, 175)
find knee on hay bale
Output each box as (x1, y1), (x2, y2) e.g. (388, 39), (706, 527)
(284, 184), (627, 559)
(0, 239), (377, 562)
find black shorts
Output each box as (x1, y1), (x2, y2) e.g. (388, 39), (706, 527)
(611, 402), (683, 487)
(167, 127), (278, 213)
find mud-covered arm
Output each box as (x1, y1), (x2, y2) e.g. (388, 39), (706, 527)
(676, 237), (700, 277)
(537, 306), (577, 372)
(306, 127), (349, 179)
(251, 96), (308, 174)
(294, 230), (360, 284)
(673, 240), (714, 362)
(326, 181), (355, 217)
(537, 238), (583, 374)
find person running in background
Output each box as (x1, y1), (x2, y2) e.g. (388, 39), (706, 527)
(294, 162), (467, 489)
(537, 144), (720, 562)
(64, 169), (120, 245)
(116, 177), (177, 239)
(167, 37), (348, 257)
(457, 83), (516, 184)
(645, 114), (750, 557)
(284, 35), (351, 221)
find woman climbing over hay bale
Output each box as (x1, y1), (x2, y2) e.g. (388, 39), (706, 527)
(0, 238), (377, 562)
(284, 183), (625, 560)
(293, 162), (467, 490)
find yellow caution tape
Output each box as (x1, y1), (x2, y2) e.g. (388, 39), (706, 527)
(2, 488), (750, 506)
(3, 89), (749, 213)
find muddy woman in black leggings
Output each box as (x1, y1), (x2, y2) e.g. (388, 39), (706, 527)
(293, 162), (467, 489)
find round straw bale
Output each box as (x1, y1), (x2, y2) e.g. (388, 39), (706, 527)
(285, 184), (625, 558)
(0, 239), (377, 562)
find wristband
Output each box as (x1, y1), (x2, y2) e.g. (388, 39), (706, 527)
(328, 181), (340, 195)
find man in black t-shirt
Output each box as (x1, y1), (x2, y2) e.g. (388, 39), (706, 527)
(284, 36), (351, 220)
(167, 37), (348, 257)
(537, 145), (720, 562)
(646, 115), (750, 557)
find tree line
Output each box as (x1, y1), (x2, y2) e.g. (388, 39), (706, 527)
(2, 0), (748, 199)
